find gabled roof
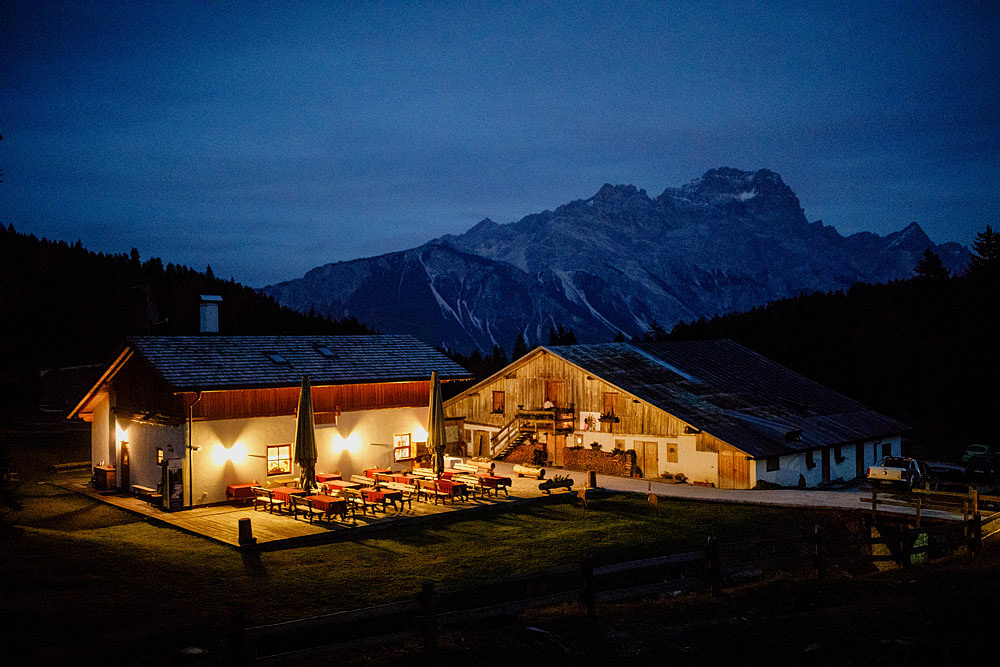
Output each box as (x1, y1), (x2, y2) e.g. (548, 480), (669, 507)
(544, 340), (908, 458)
(70, 335), (472, 418)
(126, 335), (472, 391)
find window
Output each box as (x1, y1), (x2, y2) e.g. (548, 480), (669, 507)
(805, 450), (816, 469)
(602, 392), (618, 416)
(881, 442), (892, 458)
(766, 456), (780, 472)
(263, 351), (289, 364)
(667, 444), (678, 463)
(315, 345), (337, 358)
(492, 391), (505, 413)
(266, 444), (291, 476)
(834, 445), (845, 463)
(393, 433), (411, 462)
(464, 428), (472, 444)
(155, 447), (164, 465)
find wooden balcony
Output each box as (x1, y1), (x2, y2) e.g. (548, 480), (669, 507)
(516, 407), (575, 435)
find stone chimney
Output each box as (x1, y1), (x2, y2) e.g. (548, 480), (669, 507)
(199, 295), (222, 333)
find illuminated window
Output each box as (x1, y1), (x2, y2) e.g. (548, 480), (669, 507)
(156, 447), (164, 464)
(266, 444), (291, 476)
(492, 391), (505, 413)
(393, 433), (411, 462)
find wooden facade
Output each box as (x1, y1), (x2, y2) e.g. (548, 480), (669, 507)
(79, 354), (432, 425)
(444, 348), (687, 437)
(444, 347), (754, 488)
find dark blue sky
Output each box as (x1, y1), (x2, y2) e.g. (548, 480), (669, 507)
(2, 2), (998, 286)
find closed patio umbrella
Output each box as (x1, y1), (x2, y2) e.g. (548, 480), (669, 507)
(294, 375), (318, 493)
(428, 371), (447, 476)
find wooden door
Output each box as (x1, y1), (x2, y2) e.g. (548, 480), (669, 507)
(821, 447), (831, 484)
(120, 442), (130, 490)
(545, 380), (563, 407)
(719, 450), (733, 489)
(855, 443), (865, 478)
(552, 434), (566, 466)
(718, 450), (749, 489)
(635, 441), (658, 478)
(476, 431), (489, 457)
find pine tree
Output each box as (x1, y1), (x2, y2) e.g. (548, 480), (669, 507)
(511, 332), (528, 360)
(969, 225), (1000, 276)
(914, 248), (949, 280)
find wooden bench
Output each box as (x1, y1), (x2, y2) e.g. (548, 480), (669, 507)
(131, 484), (163, 506)
(452, 462), (480, 474)
(381, 482), (416, 510)
(252, 487), (285, 514)
(291, 496), (326, 524)
(350, 474), (377, 487)
(453, 474), (494, 499)
(339, 488), (374, 515)
(410, 467), (437, 479)
(415, 478), (451, 505)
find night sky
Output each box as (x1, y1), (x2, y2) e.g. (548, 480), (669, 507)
(2, 2), (998, 287)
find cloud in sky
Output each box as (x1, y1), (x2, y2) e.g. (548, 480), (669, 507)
(2, 1), (998, 286)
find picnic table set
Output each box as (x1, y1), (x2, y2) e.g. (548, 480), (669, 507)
(236, 459), (513, 524)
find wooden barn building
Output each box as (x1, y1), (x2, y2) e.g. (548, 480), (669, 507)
(69, 335), (471, 508)
(444, 341), (907, 489)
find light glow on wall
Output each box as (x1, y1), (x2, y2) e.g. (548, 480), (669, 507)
(332, 432), (362, 454)
(116, 423), (128, 442)
(211, 441), (248, 465)
(412, 426), (428, 442)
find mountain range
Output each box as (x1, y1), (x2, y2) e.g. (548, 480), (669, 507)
(263, 168), (969, 353)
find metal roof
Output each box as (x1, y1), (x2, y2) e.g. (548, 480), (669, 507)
(126, 335), (472, 391)
(548, 340), (908, 458)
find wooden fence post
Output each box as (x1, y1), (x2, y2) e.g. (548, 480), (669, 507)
(813, 524), (826, 579)
(580, 554), (596, 617)
(226, 609), (248, 667)
(970, 513), (983, 556)
(419, 580), (437, 655)
(238, 517), (256, 547)
(871, 486), (878, 520)
(706, 536), (721, 597)
(900, 527), (912, 570)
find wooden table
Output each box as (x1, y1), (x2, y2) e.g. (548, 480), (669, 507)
(226, 483), (257, 503)
(324, 480), (361, 491)
(315, 472), (343, 483)
(270, 486), (306, 503)
(364, 467), (391, 479)
(303, 494), (349, 521)
(361, 488), (403, 511)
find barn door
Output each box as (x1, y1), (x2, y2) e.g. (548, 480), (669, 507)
(734, 453), (749, 489)
(552, 434), (566, 466)
(719, 450), (734, 489)
(476, 431), (489, 457)
(544, 380), (564, 407)
(821, 447), (831, 484)
(634, 441), (658, 478)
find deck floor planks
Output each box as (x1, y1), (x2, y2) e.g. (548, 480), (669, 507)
(53, 477), (542, 549)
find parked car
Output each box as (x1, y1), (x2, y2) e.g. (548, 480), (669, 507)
(867, 456), (928, 490)
(965, 453), (1000, 482)
(962, 443), (993, 465)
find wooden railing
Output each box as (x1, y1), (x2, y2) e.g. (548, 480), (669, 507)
(516, 406), (575, 434)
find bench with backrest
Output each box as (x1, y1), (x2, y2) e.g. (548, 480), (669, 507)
(410, 467), (436, 478)
(452, 462), (479, 475)
(453, 474), (496, 499)
(350, 474), (377, 487)
(252, 487), (285, 514)
(414, 478), (450, 504)
(380, 481), (416, 509)
(291, 495), (326, 523)
(339, 487), (374, 515)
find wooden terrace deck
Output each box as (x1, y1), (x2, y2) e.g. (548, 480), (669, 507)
(52, 474), (556, 550)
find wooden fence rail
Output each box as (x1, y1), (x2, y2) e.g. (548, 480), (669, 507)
(230, 511), (1000, 663)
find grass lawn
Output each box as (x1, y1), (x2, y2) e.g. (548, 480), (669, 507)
(1, 436), (861, 665)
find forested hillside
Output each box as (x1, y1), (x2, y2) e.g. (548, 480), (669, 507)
(667, 230), (999, 458)
(0, 225), (371, 408)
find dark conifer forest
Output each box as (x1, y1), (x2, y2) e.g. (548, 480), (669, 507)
(666, 232), (999, 457)
(0, 225), (371, 408)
